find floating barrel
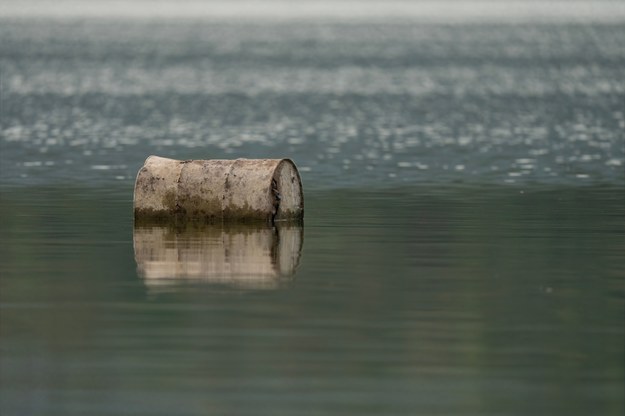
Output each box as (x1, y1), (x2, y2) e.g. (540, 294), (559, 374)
(134, 156), (304, 223)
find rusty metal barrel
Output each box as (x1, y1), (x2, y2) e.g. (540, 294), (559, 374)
(134, 156), (304, 223)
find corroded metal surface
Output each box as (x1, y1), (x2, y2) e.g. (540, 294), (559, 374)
(134, 156), (303, 223)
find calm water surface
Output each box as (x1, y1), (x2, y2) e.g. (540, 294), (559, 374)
(1, 4), (624, 415)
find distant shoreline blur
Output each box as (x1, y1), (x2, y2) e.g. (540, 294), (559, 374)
(2, 0), (625, 23)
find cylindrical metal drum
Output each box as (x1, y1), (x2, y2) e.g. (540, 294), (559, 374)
(134, 156), (304, 223)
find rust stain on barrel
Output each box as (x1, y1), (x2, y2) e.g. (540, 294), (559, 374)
(134, 156), (304, 224)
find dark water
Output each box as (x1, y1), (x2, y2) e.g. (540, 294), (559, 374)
(1, 185), (624, 415)
(1, 5), (625, 416)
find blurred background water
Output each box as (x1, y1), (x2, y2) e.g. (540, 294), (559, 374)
(1, 1), (624, 415)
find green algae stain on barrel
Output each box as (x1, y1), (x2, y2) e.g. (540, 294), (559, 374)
(134, 156), (304, 224)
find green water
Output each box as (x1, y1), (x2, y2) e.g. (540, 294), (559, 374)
(1, 185), (623, 415)
(1, 5), (625, 414)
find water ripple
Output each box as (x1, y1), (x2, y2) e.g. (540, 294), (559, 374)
(1, 21), (624, 188)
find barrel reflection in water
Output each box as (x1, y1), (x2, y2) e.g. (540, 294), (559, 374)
(133, 222), (303, 289)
